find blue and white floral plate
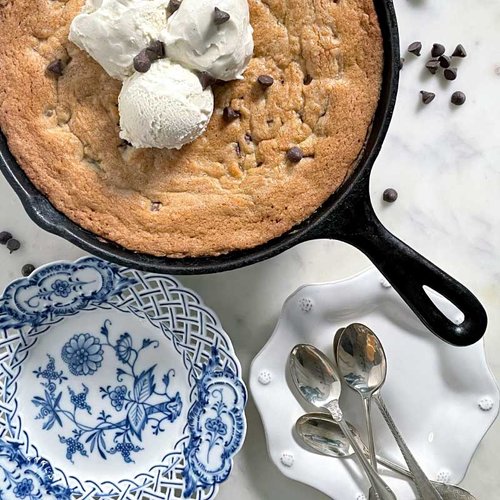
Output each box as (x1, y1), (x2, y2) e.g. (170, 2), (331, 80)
(0, 257), (246, 500)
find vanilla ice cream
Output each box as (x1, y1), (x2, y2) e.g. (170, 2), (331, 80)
(161, 0), (253, 81)
(69, 0), (170, 80)
(119, 59), (214, 149)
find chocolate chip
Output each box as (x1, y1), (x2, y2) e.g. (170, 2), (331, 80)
(452, 44), (467, 58)
(257, 75), (274, 88)
(133, 50), (151, 73)
(439, 55), (451, 68)
(451, 91), (466, 106)
(244, 133), (253, 143)
(213, 7), (230, 25)
(286, 147), (303, 163)
(234, 142), (242, 157)
(420, 91), (436, 104)
(168, 0), (182, 13)
(150, 201), (162, 212)
(431, 43), (446, 58)
(21, 264), (35, 276)
(47, 59), (64, 76)
(6, 238), (20, 253)
(444, 67), (458, 81)
(408, 41), (422, 56)
(399, 58), (405, 70)
(145, 40), (165, 61)
(303, 74), (313, 85)
(383, 188), (398, 203)
(0, 231), (12, 245)
(198, 71), (217, 89)
(425, 58), (440, 74)
(223, 106), (240, 122)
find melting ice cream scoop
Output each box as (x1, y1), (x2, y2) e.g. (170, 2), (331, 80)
(119, 59), (214, 149)
(161, 0), (254, 81)
(69, 0), (170, 80)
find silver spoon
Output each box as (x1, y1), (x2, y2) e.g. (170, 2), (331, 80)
(334, 325), (379, 469)
(289, 344), (396, 500)
(336, 324), (442, 500)
(296, 413), (476, 500)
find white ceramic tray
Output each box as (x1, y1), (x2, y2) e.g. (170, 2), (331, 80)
(250, 268), (498, 499)
(0, 257), (246, 499)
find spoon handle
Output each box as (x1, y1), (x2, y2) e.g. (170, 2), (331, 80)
(375, 458), (476, 499)
(374, 395), (443, 500)
(363, 396), (377, 470)
(325, 402), (396, 500)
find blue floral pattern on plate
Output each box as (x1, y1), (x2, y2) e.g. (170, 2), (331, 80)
(0, 439), (72, 499)
(0, 257), (246, 500)
(183, 347), (246, 497)
(31, 320), (183, 465)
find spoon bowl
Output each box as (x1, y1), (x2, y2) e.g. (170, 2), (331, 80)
(289, 344), (342, 408)
(296, 412), (357, 457)
(337, 323), (386, 395)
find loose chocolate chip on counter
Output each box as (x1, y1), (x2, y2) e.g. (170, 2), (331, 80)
(439, 55), (451, 68)
(6, 238), (20, 254)
(383, 188), (398, 203)
(21, 264), (35, 277)
(167, 0), (182, 13)
(431, 43), (446, 58)
(223, 106), (240, 122)
(47, 59), (64, 77)
(420, 91), (436, 104)
(133, 50), (151, 73)
(425, 58), (440, 74)
(408, 41), (422, 56)
(146, 40), (165, 60)
(213, 7), (230, 25)
(451, 91), (466, 106)
(444, 67), (458, 81)
(198, 71), (217, 89)
(286, 147), (304, 163)
(399, 58), (405, 70)
(452, 44), (467, 58)
(0, 231), (12, 245)
(257, 75), (274, 88)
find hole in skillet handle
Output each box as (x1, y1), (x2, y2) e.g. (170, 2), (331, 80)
(423, 286), (465, 326)
(320, 191), (487, 347)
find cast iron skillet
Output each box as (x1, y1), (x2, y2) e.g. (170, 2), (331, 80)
(0, 0), (487, 346)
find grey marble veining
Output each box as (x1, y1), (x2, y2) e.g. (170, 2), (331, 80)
(0, 1), (499, 499)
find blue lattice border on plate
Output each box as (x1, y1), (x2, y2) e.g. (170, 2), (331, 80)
(0, 257), (247, 499)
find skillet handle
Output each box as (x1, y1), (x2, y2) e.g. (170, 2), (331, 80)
(326, 195), (487, 346)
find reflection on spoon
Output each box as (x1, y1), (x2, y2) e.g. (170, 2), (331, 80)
(336, 324), (442, 499)
(289, 344), (396, 500)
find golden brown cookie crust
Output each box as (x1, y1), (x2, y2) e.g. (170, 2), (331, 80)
(0, 0), (383, 257)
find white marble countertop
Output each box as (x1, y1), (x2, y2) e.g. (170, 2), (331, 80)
(1, 1), (499, 498)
